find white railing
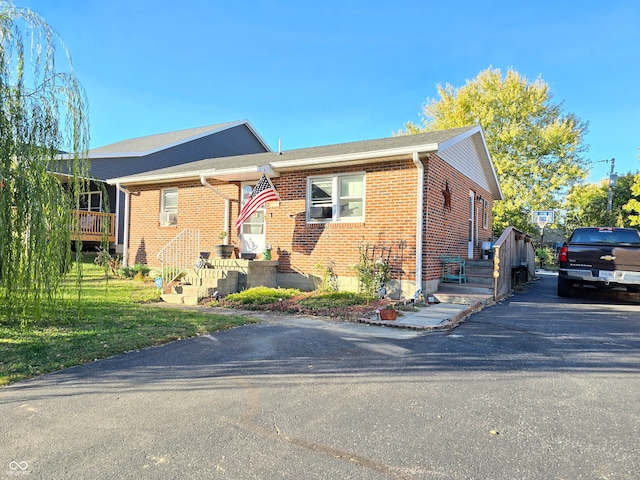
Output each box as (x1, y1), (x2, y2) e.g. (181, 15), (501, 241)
(156, 228), (200, 287)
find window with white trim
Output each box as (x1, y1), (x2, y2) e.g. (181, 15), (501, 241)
(160, 188), (178, 225)
(482, 199), (489, 230)
(78, 191), (103, 212)
(307, 174), (365, 222)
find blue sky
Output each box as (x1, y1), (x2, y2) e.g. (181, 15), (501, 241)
(14, 0), (640, 183)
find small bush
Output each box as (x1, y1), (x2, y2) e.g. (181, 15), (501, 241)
(297, 291), (371, 310)
(350, 243), (392, 297)
(118, 263), (151, 279)
(94, 246), (120, 276)
(315, 260), (339, 291)
(224, 286), (301, 305)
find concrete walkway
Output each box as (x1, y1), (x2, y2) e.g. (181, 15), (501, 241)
(154, 291), (495, 331)
(358, 295), (492, 330)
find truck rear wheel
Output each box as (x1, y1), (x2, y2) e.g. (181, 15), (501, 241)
(557, 278), (571, 297)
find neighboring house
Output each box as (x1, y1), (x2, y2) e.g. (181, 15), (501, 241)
(52, 120), (270, 251)
(106, 125), (502, 298)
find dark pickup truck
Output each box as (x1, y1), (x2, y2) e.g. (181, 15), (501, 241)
(557, 227), (640, 297)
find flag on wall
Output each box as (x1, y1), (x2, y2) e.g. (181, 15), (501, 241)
(235, 174), (279, 230)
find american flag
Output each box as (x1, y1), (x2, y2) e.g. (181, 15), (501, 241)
(235, 174), (279, 230)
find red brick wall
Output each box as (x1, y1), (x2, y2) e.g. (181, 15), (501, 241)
(422, 154), (493, 282)
(127, 180), (241, 266)
(267, 161), (418, 282)
(124, 153), (493, 286)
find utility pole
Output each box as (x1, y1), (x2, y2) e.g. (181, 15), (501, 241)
(607, 158), (616, 226)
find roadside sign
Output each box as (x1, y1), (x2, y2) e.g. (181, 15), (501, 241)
(154, 277), (163, 289)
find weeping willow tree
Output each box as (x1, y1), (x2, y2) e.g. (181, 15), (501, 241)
(0, 2), (89, 321)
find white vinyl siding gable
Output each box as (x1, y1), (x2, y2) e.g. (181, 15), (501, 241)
(438, 135), (491, 191)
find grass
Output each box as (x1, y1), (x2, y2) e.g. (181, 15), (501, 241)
(1, 260), (389, 387)
(0, 259), (255, 386)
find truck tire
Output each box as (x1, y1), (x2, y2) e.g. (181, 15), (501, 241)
(557, 277), (571, 297)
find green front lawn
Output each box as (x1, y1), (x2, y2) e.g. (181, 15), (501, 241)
(1, 259), (389, 387)
(0, 261), (254, 386)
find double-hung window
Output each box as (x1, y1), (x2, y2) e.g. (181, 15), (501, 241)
(78, 191), (103, 212)
(307, 174), (365, 223)
(160, 188), (178, 225)
(482, 199), (489, 230)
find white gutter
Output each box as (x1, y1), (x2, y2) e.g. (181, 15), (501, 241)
(200, 176), (231, 244)
(107, 165), (279, 187)
(270, 143), (439, 170)
(115, 183), (130, 267)
(412, 152), (424, 297)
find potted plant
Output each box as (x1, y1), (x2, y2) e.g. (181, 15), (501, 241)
(213, 231), (235, 259)
(378, 303), (398, 321)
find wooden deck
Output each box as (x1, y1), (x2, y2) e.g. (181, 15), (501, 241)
(73, 210), (116, 243)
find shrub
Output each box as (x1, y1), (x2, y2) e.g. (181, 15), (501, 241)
(314, 260), (339, 291)
(224, 286), (301, 305)
(94, 247), (120, 276)
(118, 263), (150, 279)
(297, 291), (370, 310)
(350, 243), (391, 298)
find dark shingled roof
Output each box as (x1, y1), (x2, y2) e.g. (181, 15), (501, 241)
(88, 121), (242, 156)
(108, 126), (476, 181)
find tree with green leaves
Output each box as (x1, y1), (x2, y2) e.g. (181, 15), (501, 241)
(0, 2), (89, 322)
(402, 67), (590, 236)
(565, 172), (640, 230)
(622, 171), (640, 226)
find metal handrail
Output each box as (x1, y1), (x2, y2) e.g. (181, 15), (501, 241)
(156, 228), (200, 287)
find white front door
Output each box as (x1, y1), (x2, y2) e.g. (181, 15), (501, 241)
(239, 182), (266, 256)
(468, 191), (475, 258)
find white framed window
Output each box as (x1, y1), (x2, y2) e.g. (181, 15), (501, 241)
(78, 191), (103, 212)
(482, 199), (489, 230)
(160, 188), (178, 225)
(307, 173), (365, 223)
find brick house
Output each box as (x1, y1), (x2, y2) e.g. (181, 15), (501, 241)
(53, 120), (269, 250)
(106, 125), (501, 298)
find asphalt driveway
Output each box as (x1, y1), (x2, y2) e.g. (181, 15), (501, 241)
(2, 275), (639, 479)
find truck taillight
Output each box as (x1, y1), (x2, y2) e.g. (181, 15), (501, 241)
(558, 245), (568, 263)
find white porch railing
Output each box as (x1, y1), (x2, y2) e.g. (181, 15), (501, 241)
(156, 228), (200, 287)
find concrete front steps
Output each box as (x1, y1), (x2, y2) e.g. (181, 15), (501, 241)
(436, 258), (494, 304)
(161, 268), (238, 306)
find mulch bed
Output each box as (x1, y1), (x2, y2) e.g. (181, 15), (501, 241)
(218, 293), (423, 321)
(221, 293), (392, 321)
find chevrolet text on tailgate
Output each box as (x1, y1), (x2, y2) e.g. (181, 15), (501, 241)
(557, 227), (640, 297)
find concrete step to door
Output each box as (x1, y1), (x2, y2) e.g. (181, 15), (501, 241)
(182, 295), (200, 306)
(434, 291), (493, 305)
(437, 282), (494, 296)
(464, 274), (494, 286)
(160, 293), (185, 304)
(465, 259), (493, 267)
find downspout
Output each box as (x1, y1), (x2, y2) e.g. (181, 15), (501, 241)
(115, 183), (129, 267)
(200, 176), (230, 244)
(412, 152), (424, 297)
